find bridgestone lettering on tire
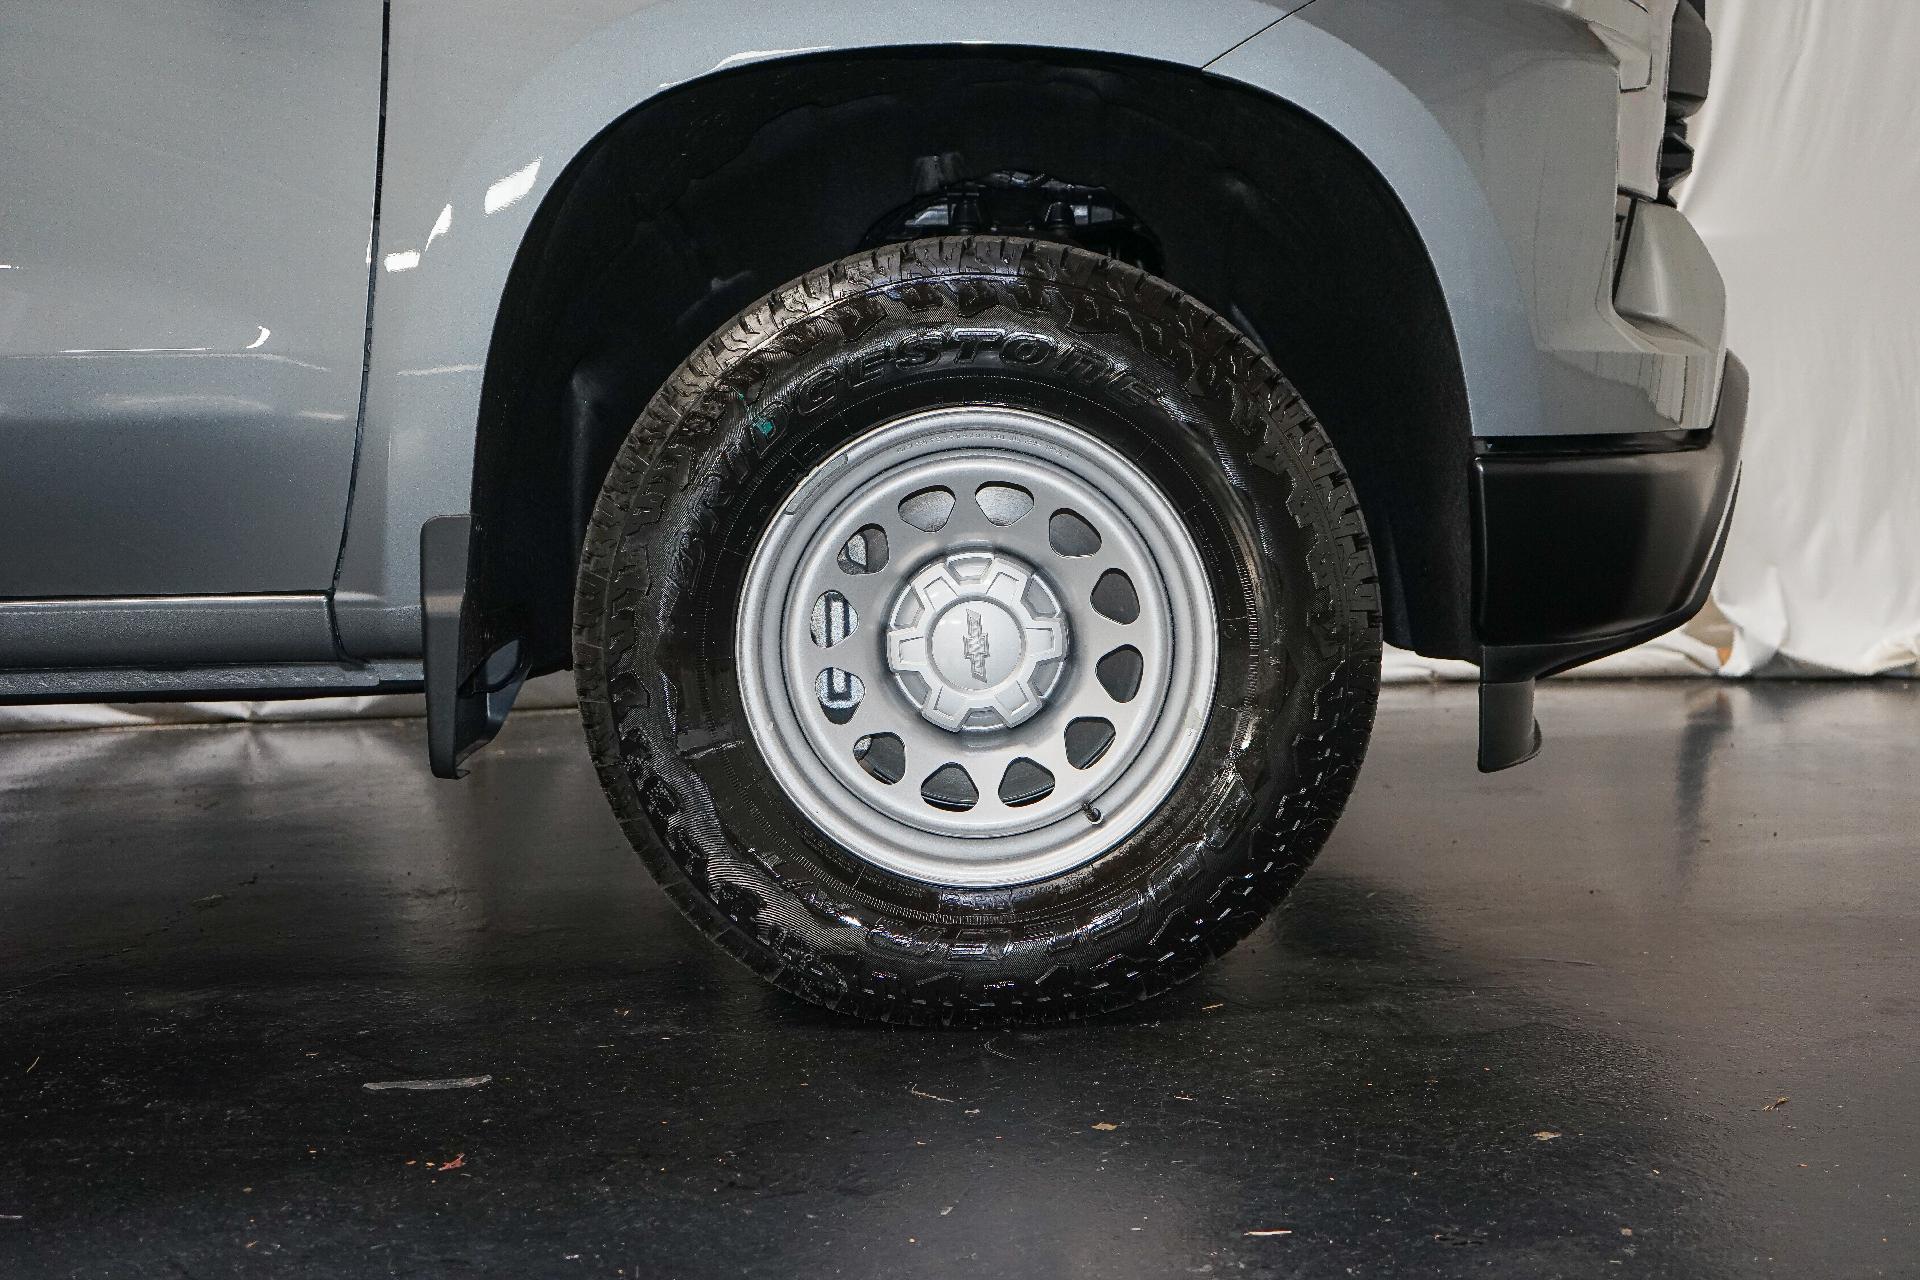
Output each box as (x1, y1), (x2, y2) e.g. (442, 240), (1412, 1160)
(574, 236), (1382, 1025)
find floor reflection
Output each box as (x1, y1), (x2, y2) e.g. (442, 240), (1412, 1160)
(1, 686), (1915, 1277)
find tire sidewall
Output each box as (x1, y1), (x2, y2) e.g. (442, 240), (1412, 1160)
(578, 241), (1378, 1015)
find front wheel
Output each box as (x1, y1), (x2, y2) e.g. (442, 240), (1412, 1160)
(574, 237), (1380, 1025)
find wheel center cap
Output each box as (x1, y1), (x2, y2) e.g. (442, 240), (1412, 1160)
(929, 599), (1025, 690)
(886, 551), (1069, 732)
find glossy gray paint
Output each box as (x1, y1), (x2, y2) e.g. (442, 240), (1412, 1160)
(1227, 0), (1726, 443)
(330, 0), (1725, 658)
(1615, 201), (1728, 357)
(329, 0), (1298, 656)
(0, 0), (381, 598)
(0, 0), (1727, 673)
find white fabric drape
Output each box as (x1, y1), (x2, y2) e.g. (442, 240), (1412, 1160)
(1683, 0), (1920, 675)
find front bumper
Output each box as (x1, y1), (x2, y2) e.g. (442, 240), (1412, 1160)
(1471, 352), (1748, 770)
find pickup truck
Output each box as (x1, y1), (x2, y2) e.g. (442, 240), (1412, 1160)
(0, 0), (1741, 1022)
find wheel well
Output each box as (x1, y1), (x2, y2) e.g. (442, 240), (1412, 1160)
(471, 49), (1476, 673)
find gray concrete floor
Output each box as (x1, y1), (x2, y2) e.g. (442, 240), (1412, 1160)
(0, 683), (1915, 1278)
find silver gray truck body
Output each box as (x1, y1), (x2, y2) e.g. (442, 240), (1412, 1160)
(0, 0), (1739, 767)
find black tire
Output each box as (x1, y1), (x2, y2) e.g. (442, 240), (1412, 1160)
(574, 237), (1380, 1025)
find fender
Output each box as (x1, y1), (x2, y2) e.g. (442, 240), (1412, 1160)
(1234, 1), (1720, 444)
(332, 0), (1624, 659)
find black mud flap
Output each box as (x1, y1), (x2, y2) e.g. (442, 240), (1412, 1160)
(421, 515), (528, 779)
(1477, 676), (1543, 773)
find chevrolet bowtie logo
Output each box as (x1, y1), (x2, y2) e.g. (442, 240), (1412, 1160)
(963, 608), (992, 685)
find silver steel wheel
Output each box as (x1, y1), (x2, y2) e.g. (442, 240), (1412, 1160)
(736, 407), (1217, 887)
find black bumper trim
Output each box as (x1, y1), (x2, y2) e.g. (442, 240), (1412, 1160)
(1472, 353), (1748, 771)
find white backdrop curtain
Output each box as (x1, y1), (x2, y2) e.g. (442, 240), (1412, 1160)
(1682, 0), (1920, 675)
